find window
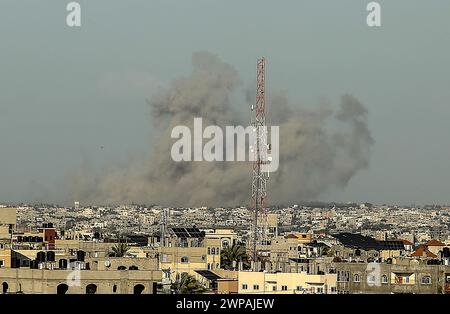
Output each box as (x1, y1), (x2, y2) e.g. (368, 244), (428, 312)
(381, 275), (388, 283)
(242, 284), (248, 290)
(253, 285), (259, 290)
(317, 287), (323, 294)
(0, 260), (4, 268)
(421, 276), (431, 285)
(207, 247), (211, 255)
(180, 256), (189, 263)
(272, 286), (277, 291)
(337, 271), (349, 282)
(211, 248), (215, 255)
(395, 275), (411, 284)
(353, 274), (360, 282)
(296, 286), (302, 291)
(281, 285), (288, 291)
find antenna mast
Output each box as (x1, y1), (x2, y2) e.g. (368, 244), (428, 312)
(250, 57), (269, 267)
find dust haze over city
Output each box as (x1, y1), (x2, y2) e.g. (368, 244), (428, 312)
(1, 0), (450, 300)
(67, 51), (373, 207)
(1, 0), (450, 207)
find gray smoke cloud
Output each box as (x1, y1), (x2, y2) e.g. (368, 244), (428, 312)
(66, 52), (373, 207)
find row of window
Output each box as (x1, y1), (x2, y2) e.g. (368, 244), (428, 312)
(207, 247), (220, 255)
(241, 284), (328, 293)
(162, 255), (208, 263)
(351, 274), (432, 284)
(207, 263), (220, 270)
(241, 284), (288, 291)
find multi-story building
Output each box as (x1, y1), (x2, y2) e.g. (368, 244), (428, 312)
(237, 271), (337, 294)
(334, 258), (450, 294)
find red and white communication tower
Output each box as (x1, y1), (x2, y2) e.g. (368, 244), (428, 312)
(250, 57), (270, 265)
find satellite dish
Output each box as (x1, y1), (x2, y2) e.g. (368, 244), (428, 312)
(104, 260), (111, 268)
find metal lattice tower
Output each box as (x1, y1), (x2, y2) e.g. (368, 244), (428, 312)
(250, 57), (269, 265)
(160, 208), (169, 247)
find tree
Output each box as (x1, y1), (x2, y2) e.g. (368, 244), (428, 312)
(220, 243), (250, 270)
(108, 242), (130, 257)
(171, 273), (206, 294)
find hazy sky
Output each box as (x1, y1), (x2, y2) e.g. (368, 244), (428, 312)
(1, 0), (450, 205)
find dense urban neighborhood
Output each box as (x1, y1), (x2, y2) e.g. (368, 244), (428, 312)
(1, 203), (450, 294)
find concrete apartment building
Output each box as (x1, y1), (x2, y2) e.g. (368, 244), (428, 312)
(334, 259), (450, 294)
(237, 271), (337, 294)
(1, 268), (161, 294)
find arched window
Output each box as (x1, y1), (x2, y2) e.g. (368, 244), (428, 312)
(353, 274), (360, 282)
(134, 284), (145, 294)
(57, 283), (69, 294)
(181, 256), (189, 263)
(211, 248), (215, 255)
(421, 276), (432, 284)
(113, 284), (117, 293)
(2, 282), (8, 294)
(381, 275), (388, 283)
(86, 284), (97, 294)
(207, 247), (211, 255)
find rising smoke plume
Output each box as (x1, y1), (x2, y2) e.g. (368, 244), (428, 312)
(67, 52), (374, 207)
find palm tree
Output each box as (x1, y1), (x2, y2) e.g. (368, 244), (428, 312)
(171, 273), (206, 294)
(108, 242), (130, 257)
(220, 243), (250, 270)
